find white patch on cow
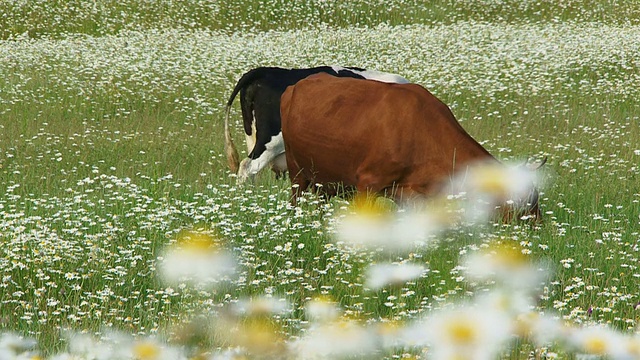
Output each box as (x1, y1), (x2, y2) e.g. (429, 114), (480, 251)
(330, 65), (344, 73)
(331, 66), (410, 84)
(355, 69), (411, 84)
(237, 132), (286, 183)
(245, 120), (257, 153)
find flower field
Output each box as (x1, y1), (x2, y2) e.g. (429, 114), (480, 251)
(1, 0), (640, 358)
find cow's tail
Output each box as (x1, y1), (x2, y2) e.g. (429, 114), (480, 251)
(223, 67), (271, 174)
(224, 104), (240, 174)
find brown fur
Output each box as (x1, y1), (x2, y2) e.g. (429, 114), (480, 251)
(280, 73), (496, 204)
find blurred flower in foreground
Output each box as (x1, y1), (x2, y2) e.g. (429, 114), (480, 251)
(305, 296), (341, 323)
(232, 295), (290, 317)
(62, 331), (186, 360)
(213, 317), (286, 357)
(463, 240), (549, 291)
(459, 161), (535, 201)
(334, 193), (446, 252)
(159, 230), (237, 287)
(365, 262), (427, 290)
(208, 347), (247, 360)
(290, 320), (377, 359)
(566, 325), (638, 360)
(516, 312), (568, 348)
(131, 337), (186, 360)
(64, 331), (128, 359)
(0, 333), (37, 359)
(475, 288), (534, 318)
(401, 304), (513, 360)
(451, 160), (542, 222)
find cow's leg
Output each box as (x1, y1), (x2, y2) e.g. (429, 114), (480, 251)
(285, 156), (310, 206)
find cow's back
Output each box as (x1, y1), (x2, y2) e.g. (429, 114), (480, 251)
(281, 73), (494, 198)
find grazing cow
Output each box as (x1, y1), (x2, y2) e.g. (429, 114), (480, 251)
(280, 73), (544, 220)
(223, 66), (410, 182)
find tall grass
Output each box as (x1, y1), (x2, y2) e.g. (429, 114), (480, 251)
(2, 0), (640, 358)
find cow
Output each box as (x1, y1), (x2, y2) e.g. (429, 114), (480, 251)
(280, 73), (544, 221)
(223, 66), (410, 183)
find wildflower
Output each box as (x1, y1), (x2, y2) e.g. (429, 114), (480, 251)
(158, 231), (237, 288)
(214, 317), (285, 356)
(132, 340), (161, 360)
(463, 240), (548, 291)
(66, 331), (148, 359)
(232, 296), (289, 317)
(458, 161), (536, 201)
(372, 320), (405, 349)
(515, 312), (568, 347)
(290, 320), (377, 358)
(475, 288), (534, 317)
(402, 304), (513, 359)
(335, 194), (442, 251)
(451, 161), (539, 221)
(567, 325), (628, 359)
(623, 336), (640, 359)
(128, 337), (186, 360)
(349, 192), (396, 216)
(364, 262), (427, 290)
(208, 348), (247, 360)
(334, 193), (396, 248)
(305, 296), (341, 323)
(0, 333), (37, 357)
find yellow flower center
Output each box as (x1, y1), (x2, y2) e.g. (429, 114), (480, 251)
(446, 319), (477, 344)
(472, 165), (510, 198)
(177, 231), (218, 251)
(349, 193), (394, 217)
(236, 318), (282, 354)
(133, 341), (160, 360)
(486, 241), (528, 267)
(584, 336), (607, 355)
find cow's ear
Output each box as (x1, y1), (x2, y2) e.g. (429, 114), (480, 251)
(522, 156), (547, 171)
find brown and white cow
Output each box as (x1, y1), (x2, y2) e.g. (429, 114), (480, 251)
(224, 66), (409, 183)
(280, 73), (543, 220)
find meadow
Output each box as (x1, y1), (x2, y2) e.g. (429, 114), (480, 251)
(1, 0), (640, 358)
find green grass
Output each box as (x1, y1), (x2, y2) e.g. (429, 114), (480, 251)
(2, 0), (640, 358)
